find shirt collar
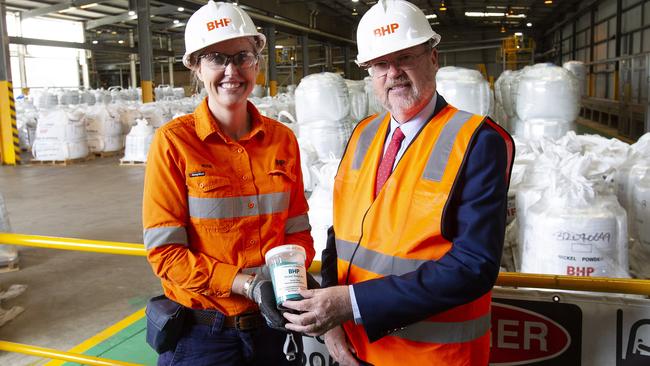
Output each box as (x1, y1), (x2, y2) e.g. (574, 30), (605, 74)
(388, 92), (437, 139)
(194, 97), (266, 142)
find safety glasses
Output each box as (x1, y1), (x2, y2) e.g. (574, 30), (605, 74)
(361, 48), (431, 77)
(199, 51), (259, 70)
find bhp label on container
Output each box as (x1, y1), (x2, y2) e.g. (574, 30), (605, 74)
(271, 263), (306, 302)
(533, 217), (619, 277)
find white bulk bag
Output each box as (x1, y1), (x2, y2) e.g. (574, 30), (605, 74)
(307, 160), (340, 260)
(122, 118), (155, 162)
(563, 61), (587, 97)
(114, 103), (142, 136)
(345, 79), (369, 121)
(521, 155), (628, 278)
(364, 76), (384, 116)
(295, 72), (351, 123)
(436, 66), (491, 116)
(299, 118), (353, 161)
(35, 108), (87, 142)
(516, 63), (579, 122)
(140, 103), (167, 128)
(32, 139), (89, 160)
(616, 154), (650, 212)
(630, 174), (650, 278)
(518, 118), (575, 141)
(252, 84), (265, 98)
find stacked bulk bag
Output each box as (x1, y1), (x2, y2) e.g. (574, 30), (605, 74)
(295, 73), (353, 160)
(515, 63), (579, 140)
(631, 173), (650, 276)
(563, 61), (587, 97)
(345, 79), (369, 121)
(436, 66), (492, 116)
(307, 160), (340, 260)
(364, 76), (384, 115)
(32, 91), (89, 161)
(84, 104), (123, 153)
(16, 100), (38, 151)
(520, 154), (628, 278)
(114, 103), (142, 138)
(139, 103), (167, 128)
(252, 84), (265, 98)
(122, 118), (155, 163)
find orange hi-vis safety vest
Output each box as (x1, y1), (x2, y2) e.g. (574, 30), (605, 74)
(334, 106), (510, 365)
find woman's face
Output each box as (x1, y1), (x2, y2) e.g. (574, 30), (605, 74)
(195, 37), (259, 110)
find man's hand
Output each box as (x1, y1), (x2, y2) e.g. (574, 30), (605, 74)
(282, 285), (353, 336)
(324, 326), (359, 366)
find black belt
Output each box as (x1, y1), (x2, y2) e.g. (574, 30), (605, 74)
(186, 309), (264, 331)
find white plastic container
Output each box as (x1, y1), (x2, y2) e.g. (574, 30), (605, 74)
(265, 244), (308, 306)
(516, 63), (579, 123)
(436, 66), (492, 116)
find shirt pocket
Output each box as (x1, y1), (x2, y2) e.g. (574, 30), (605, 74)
(187, 176), (234, 232)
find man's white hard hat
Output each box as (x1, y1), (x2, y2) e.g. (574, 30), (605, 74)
(182, 0), (266, 68)
(355, 0), (441, 65)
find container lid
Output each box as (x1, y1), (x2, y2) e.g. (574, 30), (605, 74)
(265, 244), (306, 262)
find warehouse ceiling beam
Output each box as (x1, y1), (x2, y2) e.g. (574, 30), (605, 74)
(85, 4), (177, 30)
(21, 0), (107, 20)
(8, 36), (173, 56)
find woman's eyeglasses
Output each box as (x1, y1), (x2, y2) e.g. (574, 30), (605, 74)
(199, 51), (259, 70)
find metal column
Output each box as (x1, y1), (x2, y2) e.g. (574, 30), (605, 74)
(266, 26), (277, 96)
(129, 30), (137, 89)
(301, 34), (309, 78)
(136, 0), (154, 102)
(0, 0), (20, 165)
(167, 35), (174, 87)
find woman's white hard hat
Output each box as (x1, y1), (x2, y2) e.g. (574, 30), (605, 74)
(355, 0), (441, 65)
(182, 0), (266, 68)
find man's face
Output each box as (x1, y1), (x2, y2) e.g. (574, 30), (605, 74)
(370, 44), (439, 118)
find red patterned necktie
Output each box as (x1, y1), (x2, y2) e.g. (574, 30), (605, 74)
(375, 127), (405, 196)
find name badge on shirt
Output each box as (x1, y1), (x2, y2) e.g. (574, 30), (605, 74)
(189, 171), (206, 178)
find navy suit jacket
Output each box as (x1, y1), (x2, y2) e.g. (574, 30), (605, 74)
(321, 94), (512, 342)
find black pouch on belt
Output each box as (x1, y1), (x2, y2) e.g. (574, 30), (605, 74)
(145, 295), (186, 354)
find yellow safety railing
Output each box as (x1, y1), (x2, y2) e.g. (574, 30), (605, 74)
(2, 231), (650, 365)
(0, 341), (140, 366)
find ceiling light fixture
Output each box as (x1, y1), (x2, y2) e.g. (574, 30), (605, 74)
(92, 40), (98, 44)
(118, 40), (124, 44)
(526, 22), (532, 27)
(128, 10), (135, 15)
(173, 19), (179, 24)
(465, 11), (526, 18)
(500, 25), (506, 33)
(352, 10), (359, 16)
(426, 14), (437, 19)
(177, 7), (184, 11)
(275, 45), (283, 49)
(80, 3), (98, 9)
(544, 0), (553, 4)
(352, 0), (359, 2)
(514, 32), (523, 36)
(440, 2), (447, 11)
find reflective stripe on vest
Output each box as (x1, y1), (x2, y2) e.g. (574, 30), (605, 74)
(336, 238), (427, 276)
(393, 313), (491, 344)
(188, 191), (290, 219)
(422, 110), (474, 181)
(144, 226), (188, 250)
(285, 214), (311, 234)
(352, 113), (386, 170)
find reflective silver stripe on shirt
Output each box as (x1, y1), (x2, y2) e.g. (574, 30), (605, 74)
(422, 110), (474, 182)
(285, 214), (311, 234)
(335, 238), (428, 276)
(352, 113), (386, 170)
(393, 314), (491, 344)
(143, 226), (188, 250)
(188, 191), (290, 219)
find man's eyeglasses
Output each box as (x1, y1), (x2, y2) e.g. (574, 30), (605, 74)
(199, 51), (259, 70)
(360, 48), (431, 77)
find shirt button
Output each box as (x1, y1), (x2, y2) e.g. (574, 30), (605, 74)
(248, 202), (255, 209)
(242, 175), (248, 181)
(199, 183), (204, 188)
(249, 239), (255, 245)
(237, 148), (243, 153)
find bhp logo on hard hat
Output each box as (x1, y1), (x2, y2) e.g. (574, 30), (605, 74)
(374, 23), (399, 37)
(489, 303), (571, 365)
(206, 18), (231, 31)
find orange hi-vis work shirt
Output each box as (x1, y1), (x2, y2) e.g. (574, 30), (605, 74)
(143, 98), (314, 316)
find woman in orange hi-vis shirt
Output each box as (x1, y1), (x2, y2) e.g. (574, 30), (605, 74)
(141, 2), (314, 365)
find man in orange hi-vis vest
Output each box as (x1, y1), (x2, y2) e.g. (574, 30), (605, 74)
(283, 1), (514, 365)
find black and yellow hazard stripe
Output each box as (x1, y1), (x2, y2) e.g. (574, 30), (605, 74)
(0, 80), (21, 165)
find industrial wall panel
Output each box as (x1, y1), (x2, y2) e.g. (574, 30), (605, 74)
(595, 43), (607, 60)
(577, 31), (587, 48)
(578, 13), (590, 30)
(643, 29), (650, 51)
(633, 31), (642, 54)
(623, 5), (642, 32)
(645, 3), (650, 28)
(623, 0), (643, 8)
(563, 23), (573, 38)
(595, 22), (608, 43)
(608, 40), (616, 58)
(597, 0), (617, 22)
(608, 18), (617, 39)
(577, 48), (587, 62)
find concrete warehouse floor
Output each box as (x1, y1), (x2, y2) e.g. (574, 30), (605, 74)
(0, 156), (161, 365)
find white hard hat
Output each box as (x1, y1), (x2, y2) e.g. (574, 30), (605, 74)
(182, 0), (266, 68)
(356, 0), (441, 64)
